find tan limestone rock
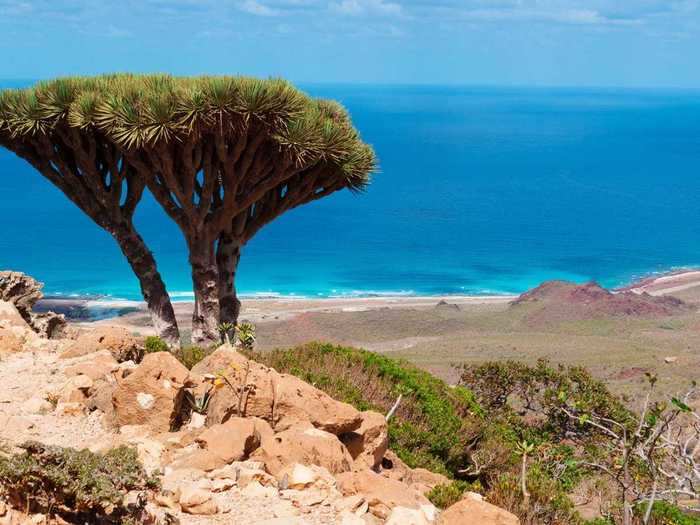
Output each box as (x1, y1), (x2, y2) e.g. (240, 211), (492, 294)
(178, 484), (218, 515)
(60, 326), (144, 362)
(192, 345), (362, 434)
(341, 410), (388, 470)
(252, 422), (353, 476)
(438, 492), (520, 525)
(63, 350), (119, 380)
(195, 416), (272, 463)
(112, 352), (190, 432)
(336, 469), (434, 520)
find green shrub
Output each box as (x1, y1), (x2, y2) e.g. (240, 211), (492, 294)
(144, 336), (211, 369)
(247, 342), (482, 476)
(144, 335), (169, 354)
(427, 480), (473, 508)
(0, 441), (158, 523)
(175, 345), (211, 369)
(640, 501), (700, 525)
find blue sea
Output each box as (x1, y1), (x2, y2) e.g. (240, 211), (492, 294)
(2, 83), (700, 301)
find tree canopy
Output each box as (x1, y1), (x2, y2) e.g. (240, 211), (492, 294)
(0, 75), (377, 344)
(0, 74), (374, 188)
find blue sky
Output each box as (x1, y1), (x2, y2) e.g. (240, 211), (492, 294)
(0, 0), (699, 87)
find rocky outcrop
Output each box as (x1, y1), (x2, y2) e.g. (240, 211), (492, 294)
(438, 492), (520, 525)
(60, 326), (144, 362)
(192, 345), (362, 434)
(341, 410), (389, 470)
(335, 469), (436, 520)
(0, 271), (66, 338)
(0, 301), (43, 355)
(253, 422), (354, 476)
(195, 417), (273, 464)
(380, 450), (450, 494)
(112, 352), (190, 432)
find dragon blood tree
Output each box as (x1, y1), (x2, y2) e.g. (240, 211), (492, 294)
(1, 75), (376, 345)
(0, 79), (180, 347)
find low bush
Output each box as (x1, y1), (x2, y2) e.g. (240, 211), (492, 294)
(0, 441), (158, 523)
(427, 480), (474, 508)
(247, 341), (481, 476)
(175, 345), (211, 369)
(144, 335), (169, 354)
(641, 501), (700, 525)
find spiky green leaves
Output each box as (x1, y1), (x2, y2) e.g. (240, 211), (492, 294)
(0, 74), (376, 192)
(0, 74), (376, 188)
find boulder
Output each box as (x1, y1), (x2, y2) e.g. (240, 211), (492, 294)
(252, 422), (354, 476)
(60, 326), (144, 362)
(341, 411), (388, 470)
(85, 378), (117, 421)
(386, 506), (432, 525)
(192, 345), (362, 434)
(380, 450), (449, 493)
(195, 416), (272, 463)
(0, 272), (66, 338)
(63, 350), (119, 380)
(178, 484), (218, 515)
(408, 468), (451, 495)
(278, 463), (341, 507)
(335, 469), (434, 520)
(57, 374), (93, 404)
(0, 300), (28, 329)
(438, 492), (520, 525)
(112, 352), (190, 432)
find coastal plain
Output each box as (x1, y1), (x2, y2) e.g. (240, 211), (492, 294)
(63, 271), (700, 398)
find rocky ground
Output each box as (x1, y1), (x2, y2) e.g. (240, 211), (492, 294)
(0, 272), (519, 525)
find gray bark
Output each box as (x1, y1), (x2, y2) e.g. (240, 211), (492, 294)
(216, 232), (242, 327)
(189, 237), (221, 346)
(111, 223), (180, 348)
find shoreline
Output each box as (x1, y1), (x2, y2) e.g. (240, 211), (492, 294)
(36, 267), (700, 325)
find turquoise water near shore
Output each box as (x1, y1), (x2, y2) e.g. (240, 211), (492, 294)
(1, 83), (700, 300)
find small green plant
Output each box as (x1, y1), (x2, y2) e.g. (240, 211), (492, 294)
(218, 322), (235, 344)
(185, 387), (213, 415)
(0, 441), (158, 523)
(236, 322), (256, 350)
(144, 335), (169, 354)
(516, 440), (535, 506)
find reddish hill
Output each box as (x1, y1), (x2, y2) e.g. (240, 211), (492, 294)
(511, 280), (690, 325)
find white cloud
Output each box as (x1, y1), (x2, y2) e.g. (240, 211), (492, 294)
(239, 0), (282, 16)
(332, 0), (402, 16)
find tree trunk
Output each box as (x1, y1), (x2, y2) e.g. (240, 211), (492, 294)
(216, 233), (242, 326)
(189, 237), (221, 345)
(111, 223), (180, 348)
